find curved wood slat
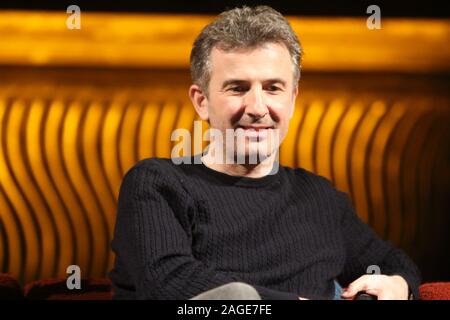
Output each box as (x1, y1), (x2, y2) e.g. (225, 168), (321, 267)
(62, 101), (97, 275)
(415, 118), (447, 264)
(387, 101), (427, 246)
(384, 101), (415, 244)
(38, 100), (76, 275)
(0, 98), (24, 278)
(428, 120), (450, 275)
(400, 110), (436, 253)
(297, 100), (325, 172)
(316, 99), (347, 181)
(101, 100), (127, 200)
(138, 102), (161, 160)
(4, 100), (41, 282)
(66, 101), (109, 277)
(156, 102), (180, 159)
(44, 100), (82, 273)
(397, 101), (426, 247)
(119, 102), (143, 176)
(280, 101), (305, 168)
(368, 102), (405, 237)
(25, 99), (59, 278)
(382, 102), (408, 243)
(351, 101), (387, 224)
(332, 101), (365, 197)
(173, 101), (197, 158)
(82, 101), (116, 274)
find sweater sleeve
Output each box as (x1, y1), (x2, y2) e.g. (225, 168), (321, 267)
(111, 160), (299, 300)
(336, 191), (421, 299)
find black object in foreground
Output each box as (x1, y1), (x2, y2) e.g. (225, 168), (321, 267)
(355, 292), (378, 300)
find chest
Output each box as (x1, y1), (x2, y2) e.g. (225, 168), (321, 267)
(189, 188), (343, 270)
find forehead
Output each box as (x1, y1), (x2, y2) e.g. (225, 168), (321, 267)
(209, 43), (294, 81)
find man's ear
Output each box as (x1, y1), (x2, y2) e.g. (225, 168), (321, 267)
(189, 84), (209, 121)
(289, 85), (299, 119)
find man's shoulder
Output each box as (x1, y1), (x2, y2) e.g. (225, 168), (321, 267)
(123, 157), (184, 182)
(280, 164), (336, 192)
(131, 157), (173, 170)
(119, 157), (194, 197)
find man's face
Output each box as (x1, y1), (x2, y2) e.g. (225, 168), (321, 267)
(198, 42), (298, 162)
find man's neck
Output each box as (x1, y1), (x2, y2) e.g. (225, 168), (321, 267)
(201, 151), (277, 178)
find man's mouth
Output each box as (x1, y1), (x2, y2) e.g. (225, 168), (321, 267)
(235, 125), (275, 139)
(236, 125), (274, 131)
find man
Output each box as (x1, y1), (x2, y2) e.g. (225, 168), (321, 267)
(109, 6), (421, 300)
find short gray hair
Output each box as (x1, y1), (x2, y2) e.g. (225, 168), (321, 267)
(190, 5), (303, 94)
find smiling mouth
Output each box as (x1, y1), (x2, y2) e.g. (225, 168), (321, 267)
(235, 125), (274, 140)
(237, 125), (274, 131)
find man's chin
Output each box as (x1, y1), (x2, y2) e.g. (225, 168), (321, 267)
(232, 151), (274, 165)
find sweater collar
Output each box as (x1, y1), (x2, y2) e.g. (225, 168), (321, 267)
(189, 154), (281, 188)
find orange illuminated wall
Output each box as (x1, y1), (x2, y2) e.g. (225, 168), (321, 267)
(0, 11), (449, 283)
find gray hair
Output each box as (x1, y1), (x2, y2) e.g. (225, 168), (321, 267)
(190, 5), (303, 94)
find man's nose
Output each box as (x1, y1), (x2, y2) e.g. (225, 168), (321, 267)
(244, 87), (268, 119)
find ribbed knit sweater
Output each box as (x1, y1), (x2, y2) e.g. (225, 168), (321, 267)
(109, 155), (421, 300)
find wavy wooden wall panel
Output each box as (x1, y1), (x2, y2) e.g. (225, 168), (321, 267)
(0, 91), (205, 283)
(0, 81), (449, 283)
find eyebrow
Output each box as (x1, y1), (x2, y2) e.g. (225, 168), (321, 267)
(221, 78), (287, 90)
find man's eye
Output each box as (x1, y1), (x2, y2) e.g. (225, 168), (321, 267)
(229, 86), (247, 93)
(267, 85), (281, 92)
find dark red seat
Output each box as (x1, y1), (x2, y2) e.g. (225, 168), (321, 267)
(24, 277), (113, 300)
(0, 273), (23, 299)
(2, 273), (450, 300)
(419, 282), (450, 300)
